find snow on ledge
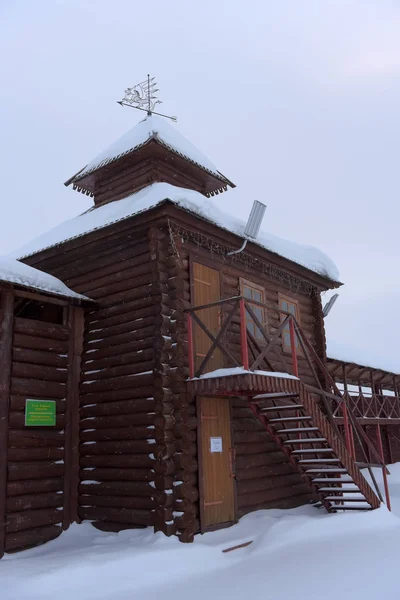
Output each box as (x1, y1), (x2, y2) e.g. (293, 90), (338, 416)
(12, 182), (340, 283)
(0, 256), (88, 301)
(190, 366), (299, 380)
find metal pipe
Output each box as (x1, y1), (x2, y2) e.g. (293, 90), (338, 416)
(227, 239), (248, 256)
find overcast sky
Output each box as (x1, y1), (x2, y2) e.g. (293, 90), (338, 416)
(1, 0), (399, 370)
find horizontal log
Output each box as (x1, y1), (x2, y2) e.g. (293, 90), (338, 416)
(83, 326), (155, 352)
(89, 276), (154, 303)
(80, 386), (155, 405)
(233, 431), (271, 443)
(13, 333), (68, 354)
(236, 461), (295, 481)
(55, 239), (149, 280)
(5, 524), (62, 552)
(78, 506), (153, 526)
(86, 293), (160, 324)
(99, 282), (158, 308)
(9, 429), (65, 442)
(79, 481), (155, 498)
(8, 447), (64, 462)
(84, 315), (157, 344)
(6, 492), (64, 513)
(12, 347), (68, 368)
(236, 451), (288, 469)
(238, 482), (312, 508)
(238, 492), (314, 516)
(80, 467), (153, 482)
(80, 426), (155, 442)
(80, 413), (155, 430)
(78, 494), (155, 510)
(235, 442), (281, 455)
(233, 419), (265, 432)
(6, 508), (63, 533)
(8, 462), (64, 481)
(80, 371), (154, 394)
(70, 254), (153, 292)
(80, 398), (157, 418)
(82, 339), (155, 363)
(80, 454), (155, 469)
(81, 361), (154, 384)
(14, 318), (69, 341)
(80, 439), (156, 455)
(11, 362), (68, 383)
(236, 473), (303, 495)
(82, 348), (154, 373)
(11, 377), (66, 399)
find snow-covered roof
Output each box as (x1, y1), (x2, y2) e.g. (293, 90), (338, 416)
(0, 256), (88, 301)
(70, 114), (223, 182)
(12, 182), (340, 283)
(327, 338), (400, 375)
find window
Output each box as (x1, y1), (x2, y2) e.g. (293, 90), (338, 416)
(240, 278), (266, 340)
(279, 294), (300, 352)
(14, 297), (65, 325)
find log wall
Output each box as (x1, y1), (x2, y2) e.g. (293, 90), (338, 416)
(33, 226), (164, 533)
(0, 289), (83, 556)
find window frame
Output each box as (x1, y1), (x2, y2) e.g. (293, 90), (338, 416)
(239, 278), (267, 342)
(278, 292), (301, 354)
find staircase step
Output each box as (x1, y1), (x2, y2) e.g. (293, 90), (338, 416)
(318, 487), (360, 493)
(253, 393), (300, 401)
(299, 459), (341, 464)
(269, 416), (312, 423)
(277, 427), (319, 434)
(292, 448), (334, 454)
(284, 438), (327, 445)
(328, 505), (373, 511)
(324, 496), (367, 502)
(313, 478), (353, 483)
(259, 404), (304, 412)
(305, 468), (348, 474)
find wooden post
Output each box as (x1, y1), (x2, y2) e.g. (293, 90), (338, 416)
(289, 318), (298, 377)
(239, 298), (249, 371)
(187, 312), (195, 379)
(376, 424), (391, 511)
(63, 306), (84, 529)
(0, 287), (14, 558)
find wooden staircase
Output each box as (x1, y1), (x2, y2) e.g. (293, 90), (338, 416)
(249, 388), (381, 512)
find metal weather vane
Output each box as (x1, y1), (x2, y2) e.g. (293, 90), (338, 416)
(117, 74), (177, 122)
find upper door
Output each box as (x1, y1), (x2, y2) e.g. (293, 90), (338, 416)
(192, 262), (222, 374)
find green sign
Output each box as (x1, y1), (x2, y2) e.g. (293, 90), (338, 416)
(25, 399), (56, 427)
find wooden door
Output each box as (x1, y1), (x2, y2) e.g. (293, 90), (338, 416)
(192, 262), (235, 529)
(199, 397), (235, 528)
(192, 262), (221, 373)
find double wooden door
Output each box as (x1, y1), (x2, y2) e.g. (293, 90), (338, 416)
(192, 262), (235, 529)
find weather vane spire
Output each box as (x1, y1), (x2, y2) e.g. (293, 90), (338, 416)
(117, 74), (177, 122)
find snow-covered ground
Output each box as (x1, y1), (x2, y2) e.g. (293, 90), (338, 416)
(3, 465), (400, 600)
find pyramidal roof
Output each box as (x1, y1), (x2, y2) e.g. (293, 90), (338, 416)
(68, 114), (225, 184)
(12, 182), (340, 284)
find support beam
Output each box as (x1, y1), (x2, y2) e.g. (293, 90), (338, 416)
(0, 288), (14, 558)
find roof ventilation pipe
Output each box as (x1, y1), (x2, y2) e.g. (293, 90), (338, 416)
(322, 293), (339, 318)
(227, 200), (267, 255)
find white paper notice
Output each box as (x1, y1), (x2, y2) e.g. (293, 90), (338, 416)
(210, 437), (223, 453)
